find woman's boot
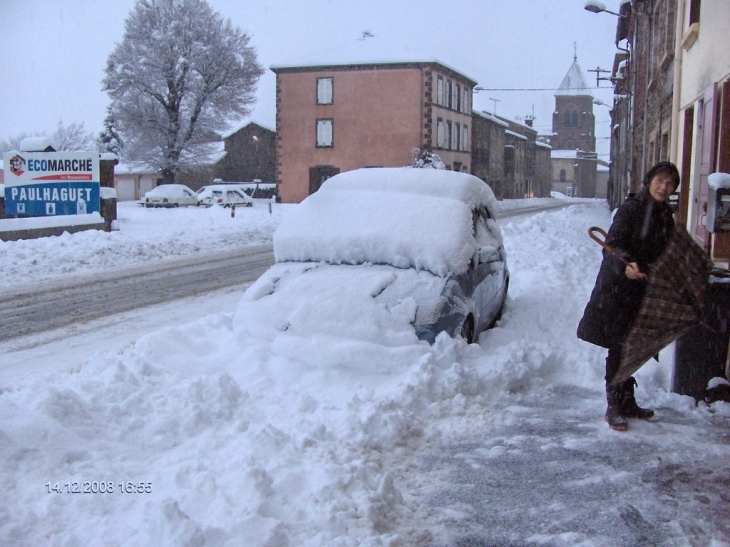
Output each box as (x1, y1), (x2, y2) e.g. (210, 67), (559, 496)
(621, 377), (654, 420)
(605, 384), (628, 431)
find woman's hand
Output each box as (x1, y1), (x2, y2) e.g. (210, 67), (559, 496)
(625, 262), (646, 280)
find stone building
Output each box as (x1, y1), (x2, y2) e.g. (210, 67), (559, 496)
(471, 111), (552, 199)
(471, 110), (508, 199)
(550, 57), (598, 198)
(214, 121), (276, 183)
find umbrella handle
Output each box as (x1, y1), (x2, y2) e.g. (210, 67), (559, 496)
(588, 227), (631, 266)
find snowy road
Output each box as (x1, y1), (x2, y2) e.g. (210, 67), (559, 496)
(0, 244), (273, 341)
(0, 201), (564, 343)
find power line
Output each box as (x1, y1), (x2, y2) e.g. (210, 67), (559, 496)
(475, 86), (614, 92)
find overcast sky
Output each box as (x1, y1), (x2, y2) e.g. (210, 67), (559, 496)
(0, 0), (621, 159)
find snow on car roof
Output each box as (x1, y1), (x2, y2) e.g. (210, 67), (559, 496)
(274, 168), (498, 276)
(145, 184), (193, 197)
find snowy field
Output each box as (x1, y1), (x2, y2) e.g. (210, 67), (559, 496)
(1, 198), (729, 546)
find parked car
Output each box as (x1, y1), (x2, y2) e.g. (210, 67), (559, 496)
(233, 167), (509, 345)
(196, 185), (254, 208)
(143, 184), (199, 208)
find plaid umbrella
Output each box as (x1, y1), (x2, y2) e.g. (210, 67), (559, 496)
(589, 225), (713, 386)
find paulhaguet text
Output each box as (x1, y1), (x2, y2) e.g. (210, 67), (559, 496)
(9, 186), (93, 203)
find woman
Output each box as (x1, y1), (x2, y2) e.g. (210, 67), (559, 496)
(578, 161), (679, 431)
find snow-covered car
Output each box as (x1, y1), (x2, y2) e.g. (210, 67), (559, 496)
(233, 167), (509, 346)
(143, 184), (199, 208)
(196, 185), (254, 208)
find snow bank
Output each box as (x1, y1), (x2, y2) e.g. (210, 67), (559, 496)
(0, 202), (286, 289)
(1, 197), (728, 546)
(0, 212), (104, 232)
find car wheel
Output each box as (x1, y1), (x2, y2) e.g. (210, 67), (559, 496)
(173, 203), (180, 208)
(460, 314), (475, 344)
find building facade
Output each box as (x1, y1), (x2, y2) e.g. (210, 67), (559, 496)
(471, 111), (508, 199)
(271, 61), (476, 203)
(673, 0), (730, 259)
(602, 0), (730, 261)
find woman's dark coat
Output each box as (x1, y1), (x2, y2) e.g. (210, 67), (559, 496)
(577, 190), (675, 348)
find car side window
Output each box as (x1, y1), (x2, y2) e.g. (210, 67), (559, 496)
(474, 209), (494, 247)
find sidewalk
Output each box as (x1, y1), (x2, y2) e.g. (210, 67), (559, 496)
(418, 384), (730, 546)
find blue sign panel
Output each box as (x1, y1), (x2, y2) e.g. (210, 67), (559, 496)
(5, 182), (100, 216)
(3, 151), (101, 217)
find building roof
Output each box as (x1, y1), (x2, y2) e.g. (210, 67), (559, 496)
(222, 120), (275, 140)
(473, 110), (510, 128)
(555, 59), (593, 98)
(270, 38), (477, 86)
(551, 150), (579, 159)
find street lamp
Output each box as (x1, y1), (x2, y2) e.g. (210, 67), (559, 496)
(584, 1), (625, 18)
(585, 0), (652, 199)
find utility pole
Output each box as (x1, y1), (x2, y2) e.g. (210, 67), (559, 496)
(489, 97), (501, 115)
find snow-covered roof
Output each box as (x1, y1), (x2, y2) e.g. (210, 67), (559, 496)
(473, 110), (510, 128)
(555, 59), (593, 98)
(270, 39), (477, 85)
(222, 120), (276, 139)
(115, 162), (159, 176)
(505, 130), (527, 141)
(551, 150), (580, 159)
(274, 168), (498, 276)
(536, 141), (552, 149)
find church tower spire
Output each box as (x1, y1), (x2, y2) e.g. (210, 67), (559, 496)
(551, 53), (598, 197)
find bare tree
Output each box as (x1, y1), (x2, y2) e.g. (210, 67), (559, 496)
(52, 119), (98, 151)
(0, 119), (96, 154)
(103, 0), (264, 182)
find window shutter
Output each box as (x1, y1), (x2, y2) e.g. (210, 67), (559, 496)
(317, 78), (333, 104)
(317, 119), (333, 146)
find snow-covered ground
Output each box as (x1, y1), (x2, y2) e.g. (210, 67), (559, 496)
(1, 198), (728, 546)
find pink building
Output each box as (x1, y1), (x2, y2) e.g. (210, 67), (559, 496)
(271, 61), (476, 203)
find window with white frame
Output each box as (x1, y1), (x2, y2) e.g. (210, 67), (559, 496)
(462, 88), (469, 113)
(437, 119), (445, 147)
(447, 121), (453, 150)
(451, 122), (458, 150)
(437, 76), (444, 106)
(447, 81), (452, 109)
(455, 85), (461, 111)
(316, 119), (333, 147)
(462, 126), (469, 151)
(317, 77), (333, 104)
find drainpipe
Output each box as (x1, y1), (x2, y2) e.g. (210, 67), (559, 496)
(634, 2), (653, 180)
(670, 0), (685, 165)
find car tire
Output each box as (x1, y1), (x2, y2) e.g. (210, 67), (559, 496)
(460, 314), (475, 344)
